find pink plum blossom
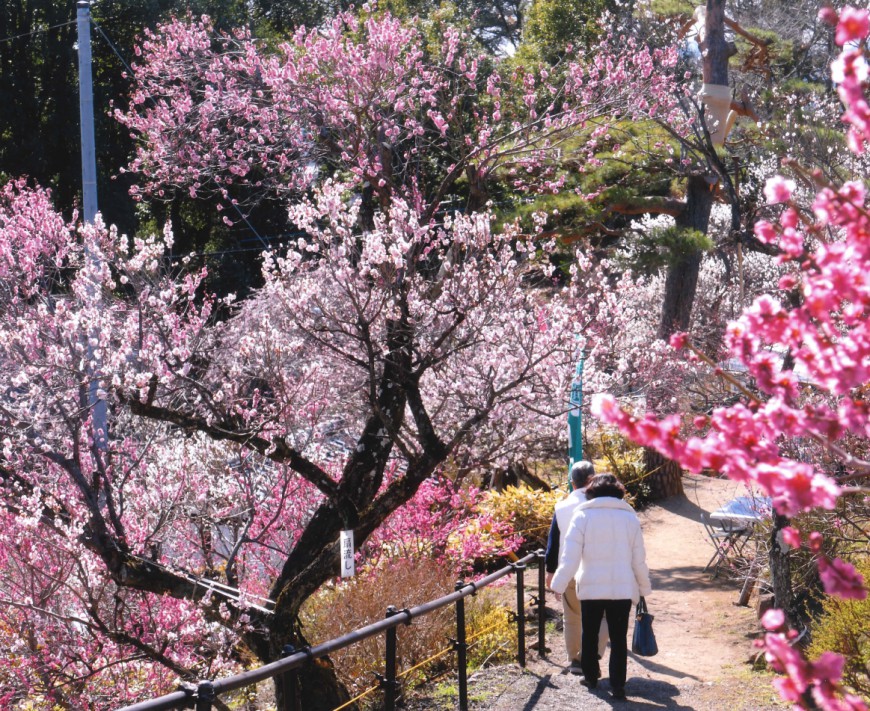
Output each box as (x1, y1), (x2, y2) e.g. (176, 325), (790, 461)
(781, 526), (802, 549)
(761, 608), (786, 631)
(764, 176), (797, 204)
(818, 557), (868, 600)
(835, 6), (870, 46)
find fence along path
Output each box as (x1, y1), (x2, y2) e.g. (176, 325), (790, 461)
(119, 551), (547, 711)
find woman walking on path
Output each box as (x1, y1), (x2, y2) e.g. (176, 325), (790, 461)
(544, 460), (609, 673)
(549, 473), (652, 701)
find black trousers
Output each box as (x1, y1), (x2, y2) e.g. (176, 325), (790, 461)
(580, 598), (632, 689)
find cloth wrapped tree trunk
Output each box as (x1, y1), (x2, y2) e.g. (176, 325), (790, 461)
(697, 83), (736, 145)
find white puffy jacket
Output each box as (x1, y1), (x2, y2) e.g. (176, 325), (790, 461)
(550, 496), (652, 603)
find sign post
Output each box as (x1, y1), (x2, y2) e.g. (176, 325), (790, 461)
(77, 0), (108, 450)
(340, 530), (355, 578)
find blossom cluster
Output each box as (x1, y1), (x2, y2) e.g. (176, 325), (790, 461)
(761, 609), (867, 710)
(117, 9), (687, 218)
(363, 475), (523, 572)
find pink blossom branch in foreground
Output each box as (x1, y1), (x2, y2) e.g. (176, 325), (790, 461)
(594, 6), (870, 709)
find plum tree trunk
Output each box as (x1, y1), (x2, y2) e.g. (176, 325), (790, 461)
(769, 513), (797, 624)
(270, 641), (352, 711)
(251, 567), (355, 711)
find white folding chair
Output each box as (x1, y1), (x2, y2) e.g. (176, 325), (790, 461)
(701, 514), (739, 577)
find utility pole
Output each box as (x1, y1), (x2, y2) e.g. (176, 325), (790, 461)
(77, 0), (98, 223)
(77, 0), (108, 449)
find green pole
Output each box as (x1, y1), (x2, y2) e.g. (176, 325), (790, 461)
(567, 353), (585, 490)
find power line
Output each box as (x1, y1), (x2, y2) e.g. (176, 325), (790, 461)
(90, 20), (134, 76)
(0, 19), (76, 45)
(164, 243), (282, 262)
(230, 203), (272, 251)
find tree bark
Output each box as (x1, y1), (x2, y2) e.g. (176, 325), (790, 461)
(769, 513), (798, 623)
(644, 175), (715, 500)
(642, 451), (685, 499)
(657, 176), (714, 341)
(703, 0), (730, 85)
(767, 305), (801, 625)
(269, 626), (353, 711)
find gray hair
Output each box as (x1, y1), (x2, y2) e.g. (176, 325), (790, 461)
(570, 460), (595, 489)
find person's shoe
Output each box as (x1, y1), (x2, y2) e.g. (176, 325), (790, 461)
(568, 660), (583, 675)
(611, 687), (626, 700)
(580, 678), (598, 690)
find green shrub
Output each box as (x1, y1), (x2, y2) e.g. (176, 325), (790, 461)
(466, 599), (517, 670)
(589, 430), (651, 508)
(807, 556), (870, 698)
(475, 485), (563, 551)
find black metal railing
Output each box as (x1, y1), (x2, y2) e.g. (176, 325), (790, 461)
(119, 550), (548, 711)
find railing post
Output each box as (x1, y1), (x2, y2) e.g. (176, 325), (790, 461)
(383, 606), (400, 711)
(537, 549), (546, 658)
(195, 680), (215, 711)
(453, 581), (469, 711)
(280, 644), (302, 711)
(514, 561), (527, 667)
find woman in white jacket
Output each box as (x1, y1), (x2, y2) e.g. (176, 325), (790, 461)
(549, 473), (652, 701)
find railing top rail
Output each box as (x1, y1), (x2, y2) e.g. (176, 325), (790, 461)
(120, 690), (192, 711)
(118, 551), (540, 711)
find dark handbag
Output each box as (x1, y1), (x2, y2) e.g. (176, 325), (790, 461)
(631, 597), (658, 656)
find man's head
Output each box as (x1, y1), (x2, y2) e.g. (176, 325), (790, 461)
(570, 460), (595, 490)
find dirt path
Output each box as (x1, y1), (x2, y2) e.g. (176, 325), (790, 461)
(419, 475), (789, 710)
(632, 474), (763, 683)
